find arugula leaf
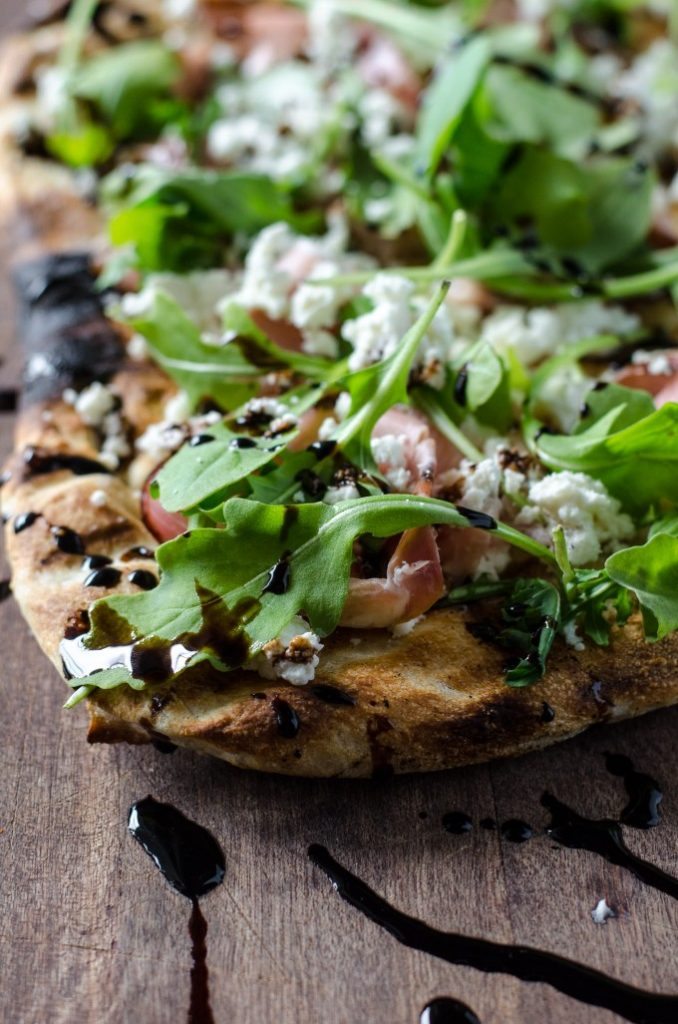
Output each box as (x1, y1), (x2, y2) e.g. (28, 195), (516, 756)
(606, 533), (678, 641)
(47, 121), (114, 168)
(499, 579), (561, 687)
(105, 166), (319, 271)
(128, 292), (260, 409)
(535, 403), (678, 514)
(66, 492), (556, 698)
(220, 304), (334, 379)
(69, 40), (182, 140)
(415, 34), (491, 178)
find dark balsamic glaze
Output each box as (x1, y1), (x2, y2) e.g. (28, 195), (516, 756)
(271, 697), (300, 739)
(442, 812), (473, 835)
(84, 566), (122, 588)
(51, 525), (85, 555)
(311, 684), (356, 707)
(541, 793), (678, 900)
(604, 752), (663, 829)
(420, 997), (481, 1024)
(540, 702), (556, 723)
(128, 797), (225, 1024)
(82, 554), (113, 571)
(500, 819), (534, 844)
(453, 366), (468, 407)
(263, 555), (291, 595)
(308, 439), (336, 460)
(309, 845), (678, 1024)
(128, 569), (159, 591)
(14, 511), (40, 534)
(152, 739), (178, 755)
(120, 546), (156, 561)
(230, 436), (257, 449)
(23, 446), (110, 477)
(455, 507), (497, 530)
(0, 579), (11, 603)
(0, 389), (18, 412)
(189, 434), (215, 447)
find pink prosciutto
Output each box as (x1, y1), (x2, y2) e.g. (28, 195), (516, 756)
(616, 352), (678, 407)
(141, 476), (187, 543)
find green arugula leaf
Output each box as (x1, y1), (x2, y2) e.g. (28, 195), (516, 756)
(500, 579), (561, 687)
(220, 304), (334, 379)
(47, 121), (114, 168)
(415, 34), (491, 178)
(69, 40), (182, 139)
(105, 165), (320, 271)
(606, 532), (678, 641)
(535, 403), (678, 514)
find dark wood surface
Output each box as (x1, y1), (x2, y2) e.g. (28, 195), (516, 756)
(1, 7), (677, 1024)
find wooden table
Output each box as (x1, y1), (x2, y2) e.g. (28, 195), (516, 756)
(1, 7), (677, 1024)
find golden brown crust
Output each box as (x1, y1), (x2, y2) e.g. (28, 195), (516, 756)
(1, 11), (678, 777)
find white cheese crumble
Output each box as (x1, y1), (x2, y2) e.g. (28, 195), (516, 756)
(89, 490), (108, 508)
(342, 274), (456, 388)
(481, 301), (639, 369)
(631, 350), (673, 375)
(615, 40), (678, 156)
(591, 898), (616, 925)
(391, 615), (423, 638)
(562, 620), (585, 651)
(516, 471), (635, 566)
(371, 434), (411, 492)
(254, 618), (323, 685)
(120, 270), (235, 335)
(323, 484), (360, 504)
(64, 382), (116, 427)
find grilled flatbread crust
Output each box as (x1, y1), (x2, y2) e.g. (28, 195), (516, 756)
(2, 16), (678, 777)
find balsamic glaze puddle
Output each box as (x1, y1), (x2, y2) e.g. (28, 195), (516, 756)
(128, 797), (225, 1024)
(605, 751), (663, 829)
(309, 845), (678, 1024)
(420, 997), (481, 1024)
(0, 579), (12, 603)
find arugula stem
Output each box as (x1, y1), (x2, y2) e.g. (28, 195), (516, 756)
(60, 0), (99, 72)
(443, 579), (515, 604)
(433, 210), (468, 271)
(291, 0), (456, 55)
(372, 151), (435, 204)
(412, 387), (483, 462)
(310, 251), (532, 289)
(64, 684), (94, 709)
(553, 526), (574, 585)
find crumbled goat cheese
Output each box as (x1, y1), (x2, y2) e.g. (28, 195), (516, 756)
(136, 422), (187, 459)
(32, 65), (69, 133)
(482, 301), (639, 368)
(371, 434), (412, 492)
(89, 490), (108, 508)
(121, 270), (234, 334)
(591, 899), (616, 925)
(127, 333), (149, 361)
(631, 350), (673, 375)
(535, 365), (593, 434)
(324, 483), (360, 504)
(306, 0), (356, 72)
(358, 88), (409, 149)
(516, 471), (635, 567)
(342, 275), (455, 387)
(65, 382), (116, 427)
(391, 615), (423, 638)
(163, 0), (196, 18)
(164, 390), (192, 424)
(255, 618), (323, 685)
(563, 620), (585, 651)
(615, 40), (678, 156)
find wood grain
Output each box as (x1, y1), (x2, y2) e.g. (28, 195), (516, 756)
(0, 5), (676, 1023)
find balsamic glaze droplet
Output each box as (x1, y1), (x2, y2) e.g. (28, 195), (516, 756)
(229, 436), (258, 449)
(541, 792), (678, 900)
(309, 844), (678, 1024)
(51, 525), (85, 554)
(442, 812), (473, 835)
(263, 556), (290, 595)
(128, 569), (158, 591)
(308, 439), (336, 460)
(23, 446), (111, 477)
(455, 506), (497, 530)
(271, 697), (300, 739)
(540, 701), (556, 723)
(84, 566), (122, 588)
(311, 684), (356, 707)
(420, 997), (481, 1024)
(453, 365), (469, 407)
(0, 578), (12, 603)
(128, 796), (225, 899)
(121, 545), (156, 561)
(189, 434), (215, 447)
(0, 389), (18, 412)
(13, 511), (40, 534)
(604, 752), (663, 830)
(82, 554), (113, 571)
(500, 819), (534, 843)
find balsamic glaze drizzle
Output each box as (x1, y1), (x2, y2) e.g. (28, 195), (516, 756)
(499, 820), (534, 844)
(420, 997), (481, 1024)
(271, 697), (300, 739)
(442, 812), (473, 835)
(128, 569), (159, 591)
(454, 507), (497, 530)
(542, 793), (678, 901)
(13, 511), (40, 534)
(84, 566), (122, 588)
(604, 752), (663, 829)
(128, 798), (225, 1024)
(0, 579), (11, 603)
(311, 684), (356, 707)
(309, 845), (678, 1024)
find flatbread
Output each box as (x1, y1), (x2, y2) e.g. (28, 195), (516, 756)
(2, 6), (678, 777)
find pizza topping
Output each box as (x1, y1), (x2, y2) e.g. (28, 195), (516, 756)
(254, 618), (323, 686)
